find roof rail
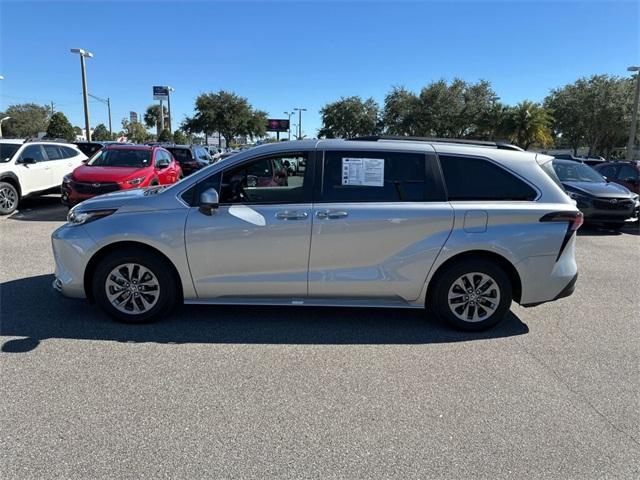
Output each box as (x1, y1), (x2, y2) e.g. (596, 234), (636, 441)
(347, 135), (524, 152)
(23, 137), (73, 144)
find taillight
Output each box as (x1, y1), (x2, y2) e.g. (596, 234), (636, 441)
(540, 211), (583, 231)
(540, 211), (583, 261)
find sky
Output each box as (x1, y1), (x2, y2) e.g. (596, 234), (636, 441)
(0, 0), (638, 139)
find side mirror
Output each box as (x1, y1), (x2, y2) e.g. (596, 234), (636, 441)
(156, 159), (170, 169)
(199, 187), (219, 215)
(602, 176), (608, 182)
(17, 157), (36, 165)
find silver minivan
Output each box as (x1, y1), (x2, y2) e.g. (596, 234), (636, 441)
(52, 138), (581, 331)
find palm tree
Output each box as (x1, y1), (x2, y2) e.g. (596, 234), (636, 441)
(144, 105), (169, 137)
(503, 101), (553, 150)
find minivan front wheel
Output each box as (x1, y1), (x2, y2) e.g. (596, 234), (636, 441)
(432, 259), (512, 331)
(93, 248), (176, 323)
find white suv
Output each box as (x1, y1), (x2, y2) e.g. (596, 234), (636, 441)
(0, 139), (87, 214)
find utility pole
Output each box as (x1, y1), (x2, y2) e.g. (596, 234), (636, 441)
(159, 99), (164, 134)
(88, 93), (113, 137)
(50, 101), (55, 115)
(293, 107), (306, 140)
(70, 48), (93, 141)
(627, 66), (640, 160)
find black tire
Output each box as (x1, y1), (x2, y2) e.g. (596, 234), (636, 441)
(431, 259), (512, 331)
(93, 248), (177, 324)
(0, 181), (19, 215)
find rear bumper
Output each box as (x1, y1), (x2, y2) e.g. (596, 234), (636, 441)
(521, 273), (577, 307)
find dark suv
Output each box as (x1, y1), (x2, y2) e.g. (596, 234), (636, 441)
(165, 145), (213, 176)
(593, 161), (640, 195)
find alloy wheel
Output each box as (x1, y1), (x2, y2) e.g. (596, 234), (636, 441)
(105, 263), (160, 315)
(0, 186), (17, 212)
(447, 272), (501, 323)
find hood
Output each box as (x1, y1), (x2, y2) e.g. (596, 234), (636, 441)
(72, 165), (148, 183)
(72, 185), (168, 213)
(562, 180), (633, 198)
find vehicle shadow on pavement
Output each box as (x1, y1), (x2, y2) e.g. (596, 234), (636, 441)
(1, 275), (529, 353)
(578, 224), (640, 236)
(6, 195), (67, 222)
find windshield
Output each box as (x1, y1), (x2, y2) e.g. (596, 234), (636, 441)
(0, 144), (21, 162)
(88, 149), (151, 168)
(552, 161), (605, 183)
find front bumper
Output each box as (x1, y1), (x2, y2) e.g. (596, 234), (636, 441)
(578, 201), (636, 224)
(51, 223), (96, 298)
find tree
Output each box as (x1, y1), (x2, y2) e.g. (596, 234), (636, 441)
(144, 105), (169, 136)
(120, 119), (149, 143)
(46, 112), (75, 141)
(0, 103), (50, 138)
(545, 75), (633, 156)
(318, 96), (381, 138)
(157, 129), (172, 142)
(92, 123), (112, 141)
(382, 87), (421, 136)
(183, 90), (267, 145)
(502, 101), (553, 150)
(172, 130), (188, 144)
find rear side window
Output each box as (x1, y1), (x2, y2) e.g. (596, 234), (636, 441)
(61, 146), (79, 158)
(440, 155), (537, 201)
(43, 145), (63, 160)
(617, 165), (639, 180)
(320, 150), (426, 202)
(168, 148), (193, 163)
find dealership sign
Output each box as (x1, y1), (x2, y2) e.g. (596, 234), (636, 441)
(153, 86), (169, 100)
(266, 119), (290, 132)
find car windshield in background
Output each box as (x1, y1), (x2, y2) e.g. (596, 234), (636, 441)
(553, 161), (604, 183)
(88, 149), (151, 168)
(166, 148), (193, 162)
(0, 143), (21, 162)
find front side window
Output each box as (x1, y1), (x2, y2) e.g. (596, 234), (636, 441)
(320, 150), (426, 202)
(88, 149), (151, 168)
(617, 165), (639, 181)
(219, 154), (308, 204)
(596, 164), (617, 178)
(43, 145), (63, 160)
(20, 145), (46, 162)
(441, 155), (537, 201)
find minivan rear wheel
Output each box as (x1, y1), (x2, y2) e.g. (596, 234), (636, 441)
(93, 248), (176, 323)
(431, 259), (512, 331)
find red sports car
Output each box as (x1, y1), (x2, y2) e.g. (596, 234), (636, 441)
(62, 145), (182, 206)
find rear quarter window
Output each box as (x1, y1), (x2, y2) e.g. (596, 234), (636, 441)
(440, 154), (537, 201)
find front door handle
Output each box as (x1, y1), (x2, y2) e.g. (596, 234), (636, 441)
(275, 211), (308, 220)
(316, 210), (349, 220)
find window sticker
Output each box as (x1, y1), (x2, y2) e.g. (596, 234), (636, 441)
(341, 157), (385, 187)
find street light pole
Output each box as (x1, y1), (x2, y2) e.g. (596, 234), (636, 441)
(167, 87), (175, 134)
(70, 48), (94, 141)
(626, 66), (640, 161)
(293, 107), (306, 140)
(0, 116), (11, 138)
(284, 111), (293, 140)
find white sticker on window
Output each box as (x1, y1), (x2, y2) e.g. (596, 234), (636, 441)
(341, 158), (385, 187)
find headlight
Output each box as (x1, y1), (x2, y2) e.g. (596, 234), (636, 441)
(67, 208), (116, 226)
(567, 191), (584, 200)
(125, 176), (146, 186)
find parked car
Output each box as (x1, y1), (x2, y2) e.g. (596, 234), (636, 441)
(593, 161), (640, 195)
(552, 159), (638, 229)
(165, 145), (213, 176)
(61, 144), (182, 207)
(0, 139), (87, 215)
(52, 137), (582, 331)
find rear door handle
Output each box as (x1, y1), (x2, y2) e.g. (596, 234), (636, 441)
(276, 211), (308, 220)
(316, 210), (349, 220)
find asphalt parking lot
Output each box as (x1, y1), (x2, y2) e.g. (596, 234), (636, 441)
(1, 196), (639, 479)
